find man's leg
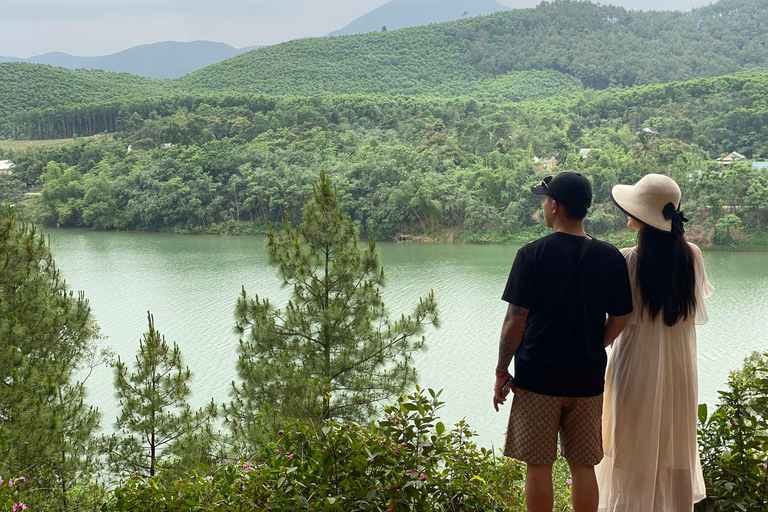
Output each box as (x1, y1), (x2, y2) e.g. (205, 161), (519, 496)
(560, 394), (604, 512)
(568, 461), (598, 512)
(525, 463), (554, 512)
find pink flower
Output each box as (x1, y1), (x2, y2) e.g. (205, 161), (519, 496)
(16, 477), (25, 484)
(278, 430), (285, 436)
(7, 479), (13, 487)
(566, 478), (573, 485)
(0, 476), (3, 485)
(310, 483), (316, 487)
(12, 504), (27, 511)
(759, 445), (763, 450)
(241, 484), (246, 491)
(286, 454), (293, 460)
(401, 442), (407, 447)
(419, 473), (427, 482)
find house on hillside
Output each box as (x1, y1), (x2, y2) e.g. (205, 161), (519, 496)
(0, 160), (15, 174)
(716, 152), (746, 165)
(752, 161), (768, 171)
(579, 148), (592, 159)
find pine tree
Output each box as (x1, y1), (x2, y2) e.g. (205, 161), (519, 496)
(0, 206), (102, 509)
(226, 171), (438, 444)
(105, 312), (217, 478)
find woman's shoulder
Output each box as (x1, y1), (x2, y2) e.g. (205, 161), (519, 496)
(686, 241), (703, 255)
(619, 246), (638, 258)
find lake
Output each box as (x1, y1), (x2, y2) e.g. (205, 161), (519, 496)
(47, 229), (768, 449)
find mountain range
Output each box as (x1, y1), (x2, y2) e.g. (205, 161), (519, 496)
(0, 41), (262, 80)
(328, 0), (511, 36)
(0, 0), (511, 79)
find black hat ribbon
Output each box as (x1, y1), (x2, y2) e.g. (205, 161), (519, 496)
(663, 202), (688, 238)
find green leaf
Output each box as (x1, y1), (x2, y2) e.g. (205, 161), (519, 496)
(436, 421), (445, 435)
(698, 403), (708, 424)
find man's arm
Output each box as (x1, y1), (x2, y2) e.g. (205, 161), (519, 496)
(493, 303), (529, 412)
(604, 314), (627, 348)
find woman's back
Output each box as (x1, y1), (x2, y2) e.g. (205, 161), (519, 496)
(596, 243), (713, 512)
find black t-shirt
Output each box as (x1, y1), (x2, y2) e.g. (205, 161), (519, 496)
(501, 232), (632, 397)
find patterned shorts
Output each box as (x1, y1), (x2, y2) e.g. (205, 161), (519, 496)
(503, 388), (603, 466)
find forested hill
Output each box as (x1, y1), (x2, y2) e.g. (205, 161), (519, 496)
(181, 0), (768, 94)
(0, 63), (175, 139)
(4, 0), (768, 138)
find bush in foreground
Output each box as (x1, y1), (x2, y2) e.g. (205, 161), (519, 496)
(697, 352), (768, 511)
(111, 388), (527, 511)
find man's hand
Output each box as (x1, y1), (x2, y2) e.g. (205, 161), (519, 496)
(493, 303), (528, 411)
(493, 375), (515, 412)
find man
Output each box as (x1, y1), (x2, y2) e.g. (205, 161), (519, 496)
(493, 172), (632, 512)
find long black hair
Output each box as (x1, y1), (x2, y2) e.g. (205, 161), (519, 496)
(636, 226), (697, 326)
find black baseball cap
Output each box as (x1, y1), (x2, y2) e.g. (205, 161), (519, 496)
(531, 172), (592, 209)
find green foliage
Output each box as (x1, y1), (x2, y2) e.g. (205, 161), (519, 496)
(10, 88), (767, 246)
(112, 388), (525, 511)
(7, 0), (768, 138)
(697, 352), (768, 511)
(0, 476), (29, 511)
(104, 312), (219, 479)
(0, 174), (24, 205)
(182, 0), (768, 94)
(713, 214), (743, 247)
(227, 172), (439, 445)
(0, 62), (171, 138)
(0, 207), (103, 510)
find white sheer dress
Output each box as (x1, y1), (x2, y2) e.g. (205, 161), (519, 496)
(596, 243), (714, 512)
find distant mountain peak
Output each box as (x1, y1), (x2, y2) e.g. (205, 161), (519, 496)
(0, 41), (264, 79)
(329, 0), (511, 36)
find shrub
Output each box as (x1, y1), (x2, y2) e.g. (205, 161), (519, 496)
(110, 388), (526, 511)
(697, 352), (768, 511)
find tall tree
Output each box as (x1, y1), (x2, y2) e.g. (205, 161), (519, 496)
(104, 312), (217, 478)
(226, 171), (439, 446)
(0, 206), (102, 510)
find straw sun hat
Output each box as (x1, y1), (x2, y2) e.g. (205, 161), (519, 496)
(611, 174), (688, 237)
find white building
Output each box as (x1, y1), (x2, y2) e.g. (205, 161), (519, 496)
(0, 160), (15, 174)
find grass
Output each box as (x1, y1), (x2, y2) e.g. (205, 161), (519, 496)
(0, 134), (109, 152)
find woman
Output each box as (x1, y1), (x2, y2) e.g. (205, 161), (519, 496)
(595, 174), (714, 511)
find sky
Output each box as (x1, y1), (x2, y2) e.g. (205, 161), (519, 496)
(0, 0), (717, 58)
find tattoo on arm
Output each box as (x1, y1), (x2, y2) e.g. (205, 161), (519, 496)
(496, 304), (529, 373)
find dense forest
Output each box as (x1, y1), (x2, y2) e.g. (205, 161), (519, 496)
(4, 0), (768, 138)
(182, 0), (768, 93)
(2, 74), (767, 247)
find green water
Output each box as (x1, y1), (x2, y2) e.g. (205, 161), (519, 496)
(47, 229), (768, 448)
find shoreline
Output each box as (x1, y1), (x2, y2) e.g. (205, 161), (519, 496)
(42, 225), (768, 252)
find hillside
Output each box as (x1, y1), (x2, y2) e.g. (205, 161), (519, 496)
(0, 63), (172, 138)
(180, 0), (768, 94)
(4, 0), (768, 138)
(0, 41), (260, 79)
(328, 0), (510, 36)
